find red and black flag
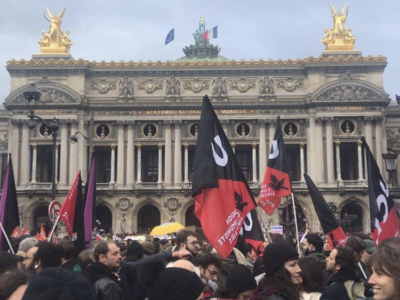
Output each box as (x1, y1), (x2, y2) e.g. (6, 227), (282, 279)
(363, 138), (400, 245)
(192, 95), (259, 259)
(0, 156), (19, 252)
(304, 173), (347, 249)
(258, 117), (291, 214)
(59, 171), (85, 253)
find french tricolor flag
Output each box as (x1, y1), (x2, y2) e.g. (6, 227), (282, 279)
(203, 26), (218, 40)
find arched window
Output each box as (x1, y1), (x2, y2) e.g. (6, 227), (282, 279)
(94, 205), (113, 234)
(340, 203), (363, 233)
(137, 205), (160, 234)
(185, 205), (201, 228)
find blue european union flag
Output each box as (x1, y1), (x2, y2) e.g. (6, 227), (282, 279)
(165, 29), (174, 45)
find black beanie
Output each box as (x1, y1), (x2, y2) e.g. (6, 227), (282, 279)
(263, 241), (298, 276)
(126, 240), (143, 259)
(148, 267), (204, 300)
(225, 264), (257, 293)
(21, 267), (95, 300)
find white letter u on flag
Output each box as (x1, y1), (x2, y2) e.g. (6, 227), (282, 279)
(211, 135), (228, 166)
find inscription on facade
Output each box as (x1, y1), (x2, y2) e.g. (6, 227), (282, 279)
(138, 109), (254, 115)
(333, 106), (363, 111)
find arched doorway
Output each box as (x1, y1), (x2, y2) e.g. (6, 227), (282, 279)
(279, 203), (307, 234)
(185, 205), (201, 228)
(340, 203), (363, 233)
(33, 205), (52, 235)
(94, 205), (112, 234)
(137, 205), (160, 234)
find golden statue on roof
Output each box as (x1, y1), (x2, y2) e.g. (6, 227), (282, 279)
(38, 7), (72, 54)
(322, 4), (356, 51)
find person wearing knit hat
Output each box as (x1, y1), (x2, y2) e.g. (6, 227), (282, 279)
(124, 240), (144, 262)
(21, 267), (95, 300)
(252, 241), (301, 300)
(142, 241), (156, 257)
(210, 264), (257, 300)
(148, 267), (204, 300)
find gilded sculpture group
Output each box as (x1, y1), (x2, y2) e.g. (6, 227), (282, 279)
(38, 4), (356, 55)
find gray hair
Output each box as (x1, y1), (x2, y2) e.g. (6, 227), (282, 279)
(18, 238), (38, 252)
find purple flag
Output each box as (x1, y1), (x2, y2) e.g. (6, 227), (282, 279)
(0, 156), (20, 251)
(84, 153), (96, 248)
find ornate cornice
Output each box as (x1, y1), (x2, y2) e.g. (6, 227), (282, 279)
(6, 55), (387, 68)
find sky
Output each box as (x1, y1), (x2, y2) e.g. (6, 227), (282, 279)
(0, 0), (399, 104)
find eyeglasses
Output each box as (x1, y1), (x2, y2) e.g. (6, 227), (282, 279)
(186, 241), (200, 246)
(206, 268), (218, 276)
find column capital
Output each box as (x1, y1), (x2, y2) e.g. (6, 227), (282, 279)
(111, 144), (116, 149)
(315, 117), (323, 125)
(258, 119), (267, 126)
(127, 121), (135, 127)
(56, 143), (61, 148)
(230, 142), (236, 148)
(31, 143), (37, 149)
(268, 119), (276, 125)
(364, 116), (373, 125)
(69, 119), (78, 125)
(357, 140), (363, 146)
(325, 117), (334, 125)
(183, 143), (189, 148)
(252, 142), (257, 149)
(335, 141), (341, 146)
(173, 120), (182, 125)
(11, 119), (21, 126)
(300, 142), (305, 148)
(136, 143), (142, 149)
(59, 119), (68, 127)
(20, 120), (29, 125)
(164, 120), (173, 126)
(374, 116), (383, 122)
(117, 121), (125, 126)
(158, 143), (163, 149)
(221, 120), (230, 125)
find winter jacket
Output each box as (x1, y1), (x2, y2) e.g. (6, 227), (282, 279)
(321, 269), (364, 300)
(301, 291), (322, 300)
(86, 261), (122, 300)
(307, 251), (327, 270)
(251, 278), (290, 300)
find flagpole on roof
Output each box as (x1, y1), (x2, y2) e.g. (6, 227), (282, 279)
(0, 222), (14, 254)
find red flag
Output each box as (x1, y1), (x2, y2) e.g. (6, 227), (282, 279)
(40, 223), (47, 241)
(363, 139), (400, 245)
(35, 232), (40, 241)
(304, 173), (347, 248)
(10, 226), (20, 238)
(22, 226), (30, 235)
(96, 233), (105, 241)
(58, 171), (82, 241)
(259, 117), (292, 214)
(192, 95), (259, 259)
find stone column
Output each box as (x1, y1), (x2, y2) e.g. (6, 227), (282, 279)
(252, 143), (258, 183)
(315, 117), (325, 183)
(259, 120), (267, 180)
(335, 141), (342, 181)
(117, 122), (125, 187)
(184, 144), (189, 183)
(174, 120), (182, 187)
(10, 120), (20, 184)
(222, 120), (229, 136)
(307, 116), (316, 180)
(268, 120), (276, 150)
(364, 117), (373, 153)
(231, 142), (236, 154)
(126, 122), (135, 188)
(326, 118), (335, 184)
(110, 144), (116, 186)
(164, 121), (172, 186)
(300, 143), (305, 182)
(55, 144), (59, 184)
(357, 140), (364, 181)
(59, 121), (68, 187)
(69, 121), (78, 183)
(20, 121), (30, 187)
(78, 112), (87, 180)
(136, 144), (142, 183)
(31, 144), (37, 183)
(375, 118), (383, 170)
(158, 144), (163, 185)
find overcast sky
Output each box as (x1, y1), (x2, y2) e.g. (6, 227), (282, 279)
(0, 0), (399, 103)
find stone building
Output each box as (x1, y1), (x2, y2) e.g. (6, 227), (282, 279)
(1, 11), (399, 236)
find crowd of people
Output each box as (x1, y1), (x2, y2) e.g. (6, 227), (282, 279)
(0, 229), (399, 300)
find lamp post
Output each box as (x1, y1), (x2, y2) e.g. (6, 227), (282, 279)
(70, 131), (93, 170)
(24, 83), (59, 202)
(382, 148), (398, 187)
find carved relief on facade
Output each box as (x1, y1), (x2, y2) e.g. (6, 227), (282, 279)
(115, 198), (133, 211)
(165, 76), (180, 96)
(90, 78), (117, 94)
(229, 77), (255, 93)
(13, 87), (77, 104)
(276, 77), (303, 92)
(119, 76), (134, 97)
(316, 84), (383, 101)
(183, 79), (209, 93)
(259, 77), (275, 95)
(212, 76), (228, 96)
(138, 79), (163, 94)
(164, 198), (182, 222)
